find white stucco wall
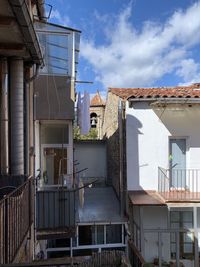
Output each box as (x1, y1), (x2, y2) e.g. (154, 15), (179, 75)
(126, 102), (200, 191)
(74, 141), (107, 180)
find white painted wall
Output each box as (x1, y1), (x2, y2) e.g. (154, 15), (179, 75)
(134, 206), (196, 266)
(126, 102), (200, 191)
(142, 206), (170, 263)
(74, 141), (107, 180)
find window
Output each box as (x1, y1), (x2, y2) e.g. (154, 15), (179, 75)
(41, 124), (69, 144)
(90, 113), (97, 128)
(78, 225), (104, 245)
(79, 225), (95, 245)
(106, 224), (122, 244)
(170, 211), (194, 259)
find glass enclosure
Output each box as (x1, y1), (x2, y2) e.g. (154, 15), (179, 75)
(35, 21), (80, 77)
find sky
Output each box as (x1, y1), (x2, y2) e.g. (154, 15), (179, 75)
(46, 0), (200, 98)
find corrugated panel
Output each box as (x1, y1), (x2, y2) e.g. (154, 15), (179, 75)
(36, 189), (75, 230)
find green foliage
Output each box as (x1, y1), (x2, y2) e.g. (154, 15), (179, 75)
(73, 126), (98, 140)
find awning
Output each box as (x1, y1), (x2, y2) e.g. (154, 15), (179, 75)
(129, 190), (165, 206)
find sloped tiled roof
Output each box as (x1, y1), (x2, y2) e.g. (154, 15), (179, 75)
(90, 91), (105, 106)
(109, 83), (200, 100)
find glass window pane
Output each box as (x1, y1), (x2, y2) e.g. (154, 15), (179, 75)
(171, 243), (176, 253)
(184, 233), (193, 243)
(43, 148), (68, 185)
(97, 225), (104, 244)
(79, 226), (95, 245)
(171, 233), (176, 242)
(171, 211), (180, 221)
(183, 222), (193, 229)
(42, 124), (69, 144)
(182, 211), (193, 222)
(106, 225), (122, 244)
(35, 21), (80, 77)
(171, 222), (179, 229)
(184, 243), (193, 253)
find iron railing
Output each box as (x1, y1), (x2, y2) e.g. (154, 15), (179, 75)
(158, 167), (200, 201)
(0, 176), (34, 264)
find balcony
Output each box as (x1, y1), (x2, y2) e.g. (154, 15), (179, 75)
(36, 186), (76, 240)
(0, 176), (34, 264)
(158, 167), (200, 201)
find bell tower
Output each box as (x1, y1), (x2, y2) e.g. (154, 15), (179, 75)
(90, 91), (105, 139)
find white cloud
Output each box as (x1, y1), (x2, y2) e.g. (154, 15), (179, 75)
(176, 59), (200, 83)
(50, 9), (70, 26)
(80, 1), (200, 88)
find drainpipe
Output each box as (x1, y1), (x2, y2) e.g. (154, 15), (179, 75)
(10, 59), (24, 175)
(37, 0), (46, 21)
(119, 100), (127, 217)
(122, 101), (127, 214)
(24, 67), (30, 176)
(0, 59), (9, 175)
(119, 99), (124, 217)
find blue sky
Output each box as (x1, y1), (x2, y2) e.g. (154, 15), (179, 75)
(47, 0), (200, 98)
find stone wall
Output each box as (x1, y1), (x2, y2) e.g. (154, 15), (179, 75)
(90, 105), (105, 139)
(102, 92), (120, 197)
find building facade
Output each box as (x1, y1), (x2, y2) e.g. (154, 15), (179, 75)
(0, 0), (45, 264)
(104, 84), (200, 267)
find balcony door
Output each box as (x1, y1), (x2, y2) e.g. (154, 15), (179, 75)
(44, 147), (67, 185)
(169, 138), (186, 188)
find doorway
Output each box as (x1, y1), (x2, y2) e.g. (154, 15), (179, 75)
(43, 147), (67, 185)
(169, 138), (186, 188)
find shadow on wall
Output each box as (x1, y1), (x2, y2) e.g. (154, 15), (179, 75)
(153, 106), (200, 149)
(126, 114), (143, 190)
(106, 127), (120, 195)
(106, 113), (144, 198)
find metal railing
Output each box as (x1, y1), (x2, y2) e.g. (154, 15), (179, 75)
(158, 167), (200, 201)
(36, 188), (76, 235)
(0, 176), (34, 264)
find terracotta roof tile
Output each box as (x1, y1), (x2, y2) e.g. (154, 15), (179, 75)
(109, 83), (200, 100)
(90, 91), (105, 106)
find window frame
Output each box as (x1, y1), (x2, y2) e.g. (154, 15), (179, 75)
(170, 210), (194, 259)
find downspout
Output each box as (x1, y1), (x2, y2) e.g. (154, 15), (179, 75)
(119, 99), (124, 217)
(122, 101), (127, 214)
(37, 0), (46, 21)
(0, 59), (9, 175)
(10, 59), (24, 175)
(24, 64), (39, 176)
(24, 67), (30, 176)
